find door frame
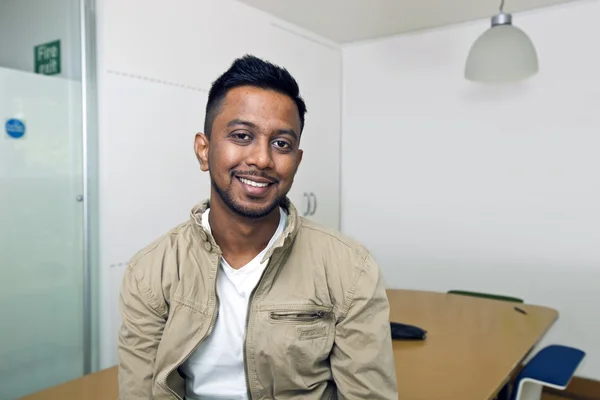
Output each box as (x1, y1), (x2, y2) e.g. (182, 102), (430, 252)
(80, 0), (99, 375)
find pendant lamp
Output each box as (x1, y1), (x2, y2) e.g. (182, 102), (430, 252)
(465, 0), (538, 83)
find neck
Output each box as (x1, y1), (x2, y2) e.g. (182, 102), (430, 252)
(208, 192), (281, 264)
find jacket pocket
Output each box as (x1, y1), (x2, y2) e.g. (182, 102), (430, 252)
(269, 310), (329, 323)
(265, 304), (334, 325)
(255, 305), (336, 395)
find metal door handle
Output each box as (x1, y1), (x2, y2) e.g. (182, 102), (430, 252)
(309, 192), (317, 216)
(303, 192), (310, 216)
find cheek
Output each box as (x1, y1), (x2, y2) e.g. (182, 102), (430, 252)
(276, 155), (301, 181)
(210, 145), (240, 172)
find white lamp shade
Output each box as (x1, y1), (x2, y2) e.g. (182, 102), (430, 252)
(465, 24), (538, 83)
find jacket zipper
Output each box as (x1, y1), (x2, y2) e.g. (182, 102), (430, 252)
(163, 246), (284, 398)
(163, 263), (220, 400)
(243, 284), (258, 399)
(243, 252), (282, 399)
(269, 310), (326, 322)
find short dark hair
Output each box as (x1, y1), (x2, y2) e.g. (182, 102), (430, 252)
(203, 54), (307, 137)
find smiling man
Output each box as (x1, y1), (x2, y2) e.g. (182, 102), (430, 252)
(117, 55), (398, 400)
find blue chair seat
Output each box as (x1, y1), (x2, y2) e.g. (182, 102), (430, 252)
(511, 345), (586, 400)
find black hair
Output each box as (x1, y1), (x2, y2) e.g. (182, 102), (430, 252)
(203, 54), (307, 137)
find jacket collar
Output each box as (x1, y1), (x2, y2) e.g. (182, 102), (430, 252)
(189, 197), (301, 259)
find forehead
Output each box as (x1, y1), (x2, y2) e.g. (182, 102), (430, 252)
(214, 86), (301, 132)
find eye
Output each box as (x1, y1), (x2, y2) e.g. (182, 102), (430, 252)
(272, 140), (291, 150)
(231, 132), (252, 142)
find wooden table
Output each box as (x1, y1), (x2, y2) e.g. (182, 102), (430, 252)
(21, 289), (558, 400)
(388, 289), (558, 400)
(20, 366), (117, 400)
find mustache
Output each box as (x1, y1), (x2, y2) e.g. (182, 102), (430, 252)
(232, 170), (279, 183)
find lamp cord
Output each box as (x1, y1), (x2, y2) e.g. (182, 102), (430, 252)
(499, 0), (505, 12)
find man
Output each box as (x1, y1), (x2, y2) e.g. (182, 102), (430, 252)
(118, 54), (397, 400)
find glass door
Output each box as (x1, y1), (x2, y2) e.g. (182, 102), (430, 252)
(0, 0), (92, 398)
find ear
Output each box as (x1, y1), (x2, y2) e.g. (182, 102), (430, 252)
(194, 133), (210, 172)
(295, 148), (303, 170)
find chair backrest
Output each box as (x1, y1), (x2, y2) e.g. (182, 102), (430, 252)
(447, 290), (524, 303)
(511, 344), (586, 400)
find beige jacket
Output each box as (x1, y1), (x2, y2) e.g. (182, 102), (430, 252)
(117, 198), (398, 399)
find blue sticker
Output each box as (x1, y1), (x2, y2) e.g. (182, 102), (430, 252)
(5, 118), (26, 139)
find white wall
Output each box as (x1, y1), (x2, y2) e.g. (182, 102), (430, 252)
(342, 1), (600, 380)
(96, 0), (342, 368)
(0, 0), (81, 80)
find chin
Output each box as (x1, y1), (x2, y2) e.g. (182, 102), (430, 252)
(231, 199), (280, 219)
(241, 203), (278, 217)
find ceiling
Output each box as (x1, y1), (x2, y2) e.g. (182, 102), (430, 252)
(238, 0), (577, 43)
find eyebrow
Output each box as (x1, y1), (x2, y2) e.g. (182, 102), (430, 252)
(227, 118), (298, 140)
(227, 119), (258, 129)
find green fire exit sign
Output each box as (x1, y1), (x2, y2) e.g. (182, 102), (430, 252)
(34, 40), (61, 75)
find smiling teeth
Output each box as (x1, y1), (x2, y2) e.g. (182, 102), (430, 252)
(239, 177), (269, 188)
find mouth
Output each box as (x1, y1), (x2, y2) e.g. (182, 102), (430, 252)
(237, 177), (272, 188)
(234, 175), (277, 197)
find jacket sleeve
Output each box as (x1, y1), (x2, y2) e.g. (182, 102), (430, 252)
(330, 254), (398, 400)
(117, 264), (167, 399)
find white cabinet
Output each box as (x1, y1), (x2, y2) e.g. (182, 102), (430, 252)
(99, 73), (210, 255)
(262, 25), (342, 230)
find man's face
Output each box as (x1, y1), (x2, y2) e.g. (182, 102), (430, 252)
(195, 85), (303, 219)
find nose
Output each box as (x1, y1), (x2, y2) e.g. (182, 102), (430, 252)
(246, 138), (274, 170)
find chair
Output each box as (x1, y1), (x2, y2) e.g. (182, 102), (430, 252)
(447, 290), (524, 303)
(510, 344), (586, 400)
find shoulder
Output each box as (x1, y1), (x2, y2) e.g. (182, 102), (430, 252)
(295, 217), (375, 272)
(124, 220), (198, 299)
(129, 221), (194, 270)
(294, 218), (386, 317)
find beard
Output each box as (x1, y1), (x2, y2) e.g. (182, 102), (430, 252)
(211, 175), (283, 219)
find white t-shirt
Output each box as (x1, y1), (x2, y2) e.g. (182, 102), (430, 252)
(180, 207), (287, 400)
